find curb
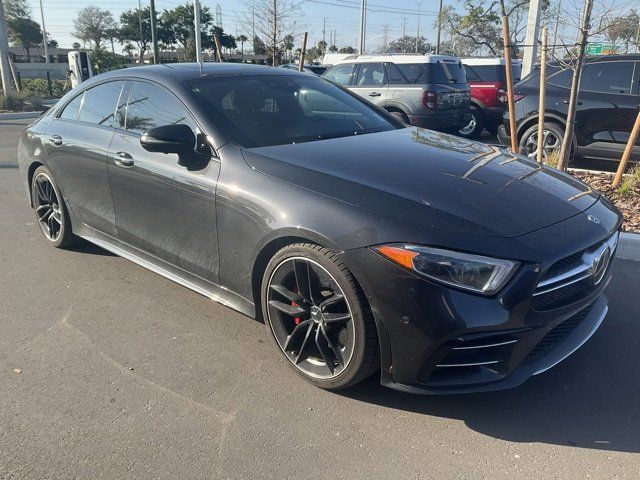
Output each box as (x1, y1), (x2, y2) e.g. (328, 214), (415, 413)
(0, 112), (42, 120)
(618, 232), (640, 262)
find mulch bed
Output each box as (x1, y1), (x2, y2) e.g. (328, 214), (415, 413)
(571, 170), (640, 233)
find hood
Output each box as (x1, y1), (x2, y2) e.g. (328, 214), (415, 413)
(242, 128), (599, 238)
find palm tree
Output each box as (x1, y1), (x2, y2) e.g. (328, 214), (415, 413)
(236, 34), (248, 61)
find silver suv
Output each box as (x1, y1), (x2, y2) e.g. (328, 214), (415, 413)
(322, 54), (471, 131)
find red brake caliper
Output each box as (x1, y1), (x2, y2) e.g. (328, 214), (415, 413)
(292, 287), (301, 325)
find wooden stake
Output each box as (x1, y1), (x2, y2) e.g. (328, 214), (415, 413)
(213, 33), (223, 62)
(299, 32), (308, 72)
(502, 15), (517, 153)
(537, 27), (548, 164)
(7, 55), (20, 92)
(613, 111), (640, 187)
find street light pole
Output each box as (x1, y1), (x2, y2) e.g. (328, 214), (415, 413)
(0, 0), (13, 94)
(358, 0), (366, 54)
(39, 0), (49, 63)
(435, 0), (443, 54)
(194, 0), (203, 63)
(149, 0), (159, 64)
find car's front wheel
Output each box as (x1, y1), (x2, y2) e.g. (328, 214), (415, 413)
(261, 243), (379, 390)
(519, 122), (570, 164)
(31, 165), (77, 248)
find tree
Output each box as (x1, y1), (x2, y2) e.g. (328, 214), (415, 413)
(317, 40), (327, 57)
(236, 34), (248, 58)
(47, 39), (58, 48)
(606, 10), (639, 53)
(339, 46), (356, 54)
(2, 0), (30, 20)
(253, 35), (267, 55)
(7, 17), (42, 62)
(282, 33), (293, 60)
(119, 6), (152, 62)
(388, 35), (433, 54)
(328, 44), (338, 53)
(238, 0), (301, 66)
(73, 6), (117, 50)
(72, 42), (81, 50)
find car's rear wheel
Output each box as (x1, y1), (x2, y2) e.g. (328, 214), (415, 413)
(31, 166), (76, 248)
(519, 122), (572, 164)
(388, 110), (409, 125)
(458, 106), (484, 139)
(262, 243), (378, 390)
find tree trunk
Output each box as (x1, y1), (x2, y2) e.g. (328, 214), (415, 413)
(557, 0), (594, 171)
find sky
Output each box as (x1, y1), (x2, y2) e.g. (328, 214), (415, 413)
(28, 0), (456, 51)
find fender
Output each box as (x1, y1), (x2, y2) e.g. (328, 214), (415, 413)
(517, 111), (567, 137)
(382, 99), (411, 116)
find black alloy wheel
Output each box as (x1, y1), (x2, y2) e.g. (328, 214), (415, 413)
(31, 166), (76, 248)
(262, 244), (378, 390)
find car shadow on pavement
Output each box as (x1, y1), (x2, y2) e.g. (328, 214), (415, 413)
(68, 239), (116, 257)
(343, 260), (640, 454)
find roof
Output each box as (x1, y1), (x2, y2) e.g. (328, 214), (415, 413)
(94, 62), (307, 84)
(462, 57), (522, 66)
(331, 54), (462, 65)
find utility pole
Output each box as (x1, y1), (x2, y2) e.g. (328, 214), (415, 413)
(557, 0), (594, 170)
(415, 0), (423, 53)
(358, 0), (366, 54)
(137, 0), (144, 63)
(381, 24), (390, 52)
(435, 0), (443, 54)
(194, 0), (203, 63)
(272, 0), (277, 66)
(150, 0), (159, 64)
(552, 0), (562, 56)
(0, 0), (12, 95)
(402, 17), (407, 38)
(38, 0), (49, 63)
(522, 0), (542, 76)
(322, 17), (326, 44)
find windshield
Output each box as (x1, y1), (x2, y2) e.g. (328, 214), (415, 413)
(189, 75), (399, 148)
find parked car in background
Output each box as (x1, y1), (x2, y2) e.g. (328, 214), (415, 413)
(460, 58), (522, 138)
(322, 54), (471, 131)
(280, 63), (328, 76)
(498, 54), (640, 163)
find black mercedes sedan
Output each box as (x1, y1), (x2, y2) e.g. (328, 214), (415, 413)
(17, 63), (622, 394)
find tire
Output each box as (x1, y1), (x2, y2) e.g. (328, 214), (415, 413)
(518, 122), (573, 165)
(458, 106), (484, 139)
(261, 243), (379, 390)
(388, 110), (410, 125)
(31, 165), (77, 248)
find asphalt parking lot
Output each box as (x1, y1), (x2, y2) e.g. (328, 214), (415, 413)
(1, 118), (639, 479)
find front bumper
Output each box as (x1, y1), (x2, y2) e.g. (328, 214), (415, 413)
(342, 212), (620, 394)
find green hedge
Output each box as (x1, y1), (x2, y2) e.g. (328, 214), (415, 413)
(19, 78), (69, 97)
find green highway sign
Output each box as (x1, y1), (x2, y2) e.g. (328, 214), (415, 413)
(586, 42), (619, 55)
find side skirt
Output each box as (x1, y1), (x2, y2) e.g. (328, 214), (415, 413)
(76, 225), (256, 319)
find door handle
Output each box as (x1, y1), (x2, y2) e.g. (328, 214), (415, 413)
(369, 92), (382, 97)
(114, 151), (134, 167)
(563, 100), (583, 105)
(49, 135), (62, 146)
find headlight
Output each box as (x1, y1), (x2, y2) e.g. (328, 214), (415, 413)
(374, 245), (519, 295)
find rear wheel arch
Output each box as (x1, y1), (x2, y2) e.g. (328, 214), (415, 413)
(27, 161), (44, 207)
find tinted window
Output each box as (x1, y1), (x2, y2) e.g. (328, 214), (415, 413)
(125, 82), (195, 135)
(463, 65), (481, 81)
(189, 75), (398, 148)
(59, 93), (83, 120)
(434, 61), (467, 84)
(395, 64), (430, 84)
(385, 63), (406, 84)
(354, 63), (386, 86)
(323, 64), (355, 86)
(548, 68), (572, 88)
(306, 66), (327, 75)
(77, 81), (125, 127)
(580, 61), (634, 94)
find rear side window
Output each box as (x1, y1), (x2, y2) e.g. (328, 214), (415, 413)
(59, 93), (83, 120)
(580, 62), (635, 94)
(433, 61), (467, 84)
(323, 64), (355, 86)
(385, 63), (406, 84)
(394, 64), (430, 84)
(125, 81), (195, 135)
(354, 63), (386, 86)
(463, 65), (481, 81)
(77, 81), (125, 127)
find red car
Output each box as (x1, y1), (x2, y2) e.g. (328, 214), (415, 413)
(459, 58), (522, 139)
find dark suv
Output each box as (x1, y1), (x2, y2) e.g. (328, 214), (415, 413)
(498, 54), (640, 162)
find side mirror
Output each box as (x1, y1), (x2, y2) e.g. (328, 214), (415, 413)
(140, 124), (195, 155)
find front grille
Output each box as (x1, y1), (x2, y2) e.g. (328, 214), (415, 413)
(531, 232), (618, 311)
(524, 304), (593, 363)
